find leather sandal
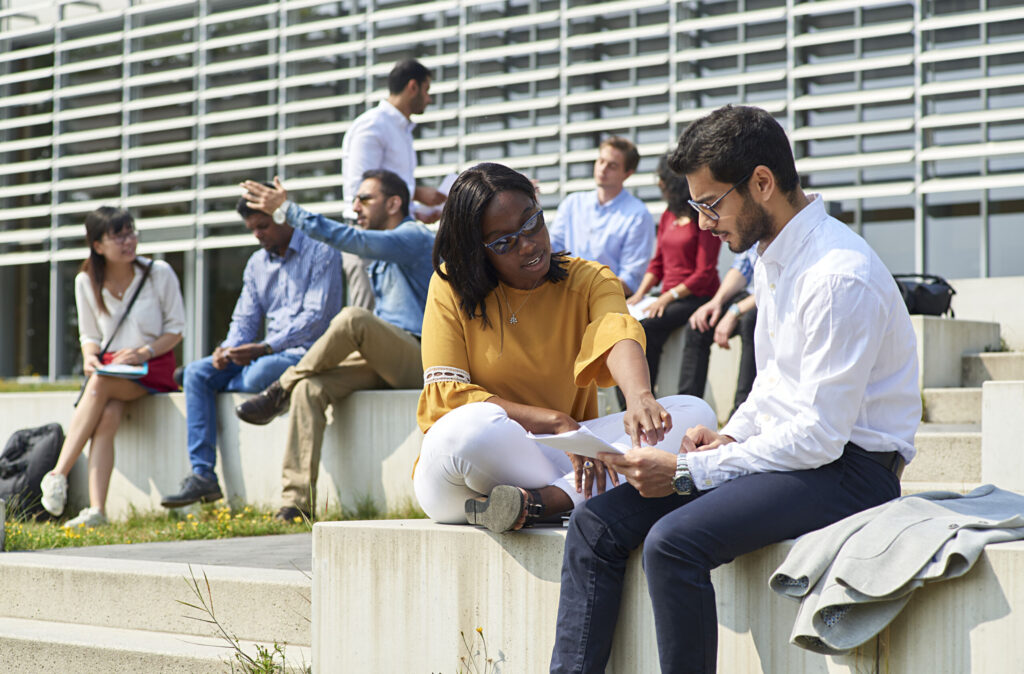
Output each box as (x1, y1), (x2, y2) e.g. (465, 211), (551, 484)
(465, 485), (546, 533)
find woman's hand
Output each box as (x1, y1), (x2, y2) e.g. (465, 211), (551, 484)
(569, 453), (619, 498)
(623, 391), (672, 448)
(110, 348), (144, 365)
(625, 291), (644, 306)
(83, 353), (102, 376)
(644, 293), (674, 318)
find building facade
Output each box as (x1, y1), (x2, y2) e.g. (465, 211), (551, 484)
(1, 0), (1022, 378)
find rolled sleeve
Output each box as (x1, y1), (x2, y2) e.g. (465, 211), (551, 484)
(74, 273), (102, 347)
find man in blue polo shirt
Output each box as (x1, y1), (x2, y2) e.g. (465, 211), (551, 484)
(234, 169), (434, 521)
(548, 136), (655, 296)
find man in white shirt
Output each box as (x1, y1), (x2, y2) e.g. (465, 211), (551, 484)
(341, 58), (445, 222)
(551, 105), (921, 673)
(548, 136), (655, 296)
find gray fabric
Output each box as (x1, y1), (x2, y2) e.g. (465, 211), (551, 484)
(769, 484), (1024, 654)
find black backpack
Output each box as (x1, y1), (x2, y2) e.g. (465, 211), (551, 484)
(0, 423), (64, 520)
(893, 274), (956, 317)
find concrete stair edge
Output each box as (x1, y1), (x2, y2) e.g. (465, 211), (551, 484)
(0, 615), (312, 674)
(0, 553), (311, 646)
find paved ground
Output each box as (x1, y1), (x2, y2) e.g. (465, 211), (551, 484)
(35, 533), (312, 572)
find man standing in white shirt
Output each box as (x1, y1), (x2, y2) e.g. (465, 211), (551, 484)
(550, 105), (922, 673)
(341, 58), (445, 222)
(548, 136), (655, 296)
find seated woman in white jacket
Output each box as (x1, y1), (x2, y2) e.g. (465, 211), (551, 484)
(40, 207), (185, 528)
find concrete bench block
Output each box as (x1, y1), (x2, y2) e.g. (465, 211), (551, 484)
(313, 520), (1024, 672)
(981, 381), (1024, 494)
(963, 352), (1024, 387)
(655, 330), (743, 426)
(912, 316), (1000, 388)
(0, 390), (422, 519)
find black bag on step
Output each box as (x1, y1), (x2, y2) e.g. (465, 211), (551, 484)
(893, 274), (956, 317)
(0, 423), (64, 520)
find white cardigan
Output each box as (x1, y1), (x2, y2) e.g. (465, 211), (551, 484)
(770, 484), (1024, 654)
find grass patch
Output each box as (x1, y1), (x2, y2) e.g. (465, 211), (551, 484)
(0, 379), (82, 393)
(4, 498), (426, 552)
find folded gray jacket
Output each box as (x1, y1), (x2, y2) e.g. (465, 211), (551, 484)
(769, 484), (1024, 654)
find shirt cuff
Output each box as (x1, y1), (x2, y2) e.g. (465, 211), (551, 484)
(686, 449), (721, 491)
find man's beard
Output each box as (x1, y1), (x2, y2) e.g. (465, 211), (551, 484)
(729, 197), (774, 253)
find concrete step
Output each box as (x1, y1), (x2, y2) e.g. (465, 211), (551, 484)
(312, 519), (1024, 672)
(903, 423), (981, 483)
(0, 551), (310, 647)
(921, 387), (981, 424)
(0, 616), (311, 673)
(963, 351), (1024, 387)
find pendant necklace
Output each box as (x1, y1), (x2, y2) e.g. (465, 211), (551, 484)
(498, 279), (541, 325)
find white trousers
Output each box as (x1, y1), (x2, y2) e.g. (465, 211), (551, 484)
(413, 395), (718, 524)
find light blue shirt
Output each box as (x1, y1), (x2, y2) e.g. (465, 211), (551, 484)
(731, 245), (759, 292)
(222, 229), (343, 355)
(549, 189), (656, 293)
(285, 204), (435, 337)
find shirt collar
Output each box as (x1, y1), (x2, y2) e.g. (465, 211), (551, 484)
(267, 228), (305, 262)
(592, 188), (628, 209)
(759, 194), (825, 269)
(378, 100), (416, 133)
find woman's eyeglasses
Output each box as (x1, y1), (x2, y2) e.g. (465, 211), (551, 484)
(483, 210), (545, 255)
(105, 229), (137, 244)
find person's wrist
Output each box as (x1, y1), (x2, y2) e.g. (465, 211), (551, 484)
(728, 303), (742, 317)
(669, 287), (680, 301)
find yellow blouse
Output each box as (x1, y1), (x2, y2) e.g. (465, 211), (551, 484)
(417, 257), (646, 434)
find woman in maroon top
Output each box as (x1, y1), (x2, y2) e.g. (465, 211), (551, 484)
(626, 154), (721, 390)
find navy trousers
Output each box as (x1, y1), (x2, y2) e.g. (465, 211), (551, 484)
(550, 449), (901, 673)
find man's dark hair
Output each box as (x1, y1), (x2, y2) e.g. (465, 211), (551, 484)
(656, 154), (698, 221)
(600, 135), (640, 174)
(388, 59), (432, 95)
(362, 169), (410, 218)
(433, 163), (568, 328)
(236, 182), (275, 219)
(669, 105), (800, 199)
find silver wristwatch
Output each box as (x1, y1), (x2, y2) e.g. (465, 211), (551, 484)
(672, 453), (694, 496)
(271, 201), (291, 225)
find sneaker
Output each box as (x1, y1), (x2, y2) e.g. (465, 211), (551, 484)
(160, 473), (223, 508)
(63, 507), (107, 529)
(235, 381), (290, 425)
(274, 505), (312, 523)
(40, 472), (68, 516)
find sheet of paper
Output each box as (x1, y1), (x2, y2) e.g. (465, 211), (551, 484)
(95, 363), (149, 378)
(415, 173), (461, 221)
(528, 426), (629, 460)
(627, 296), (656, 321)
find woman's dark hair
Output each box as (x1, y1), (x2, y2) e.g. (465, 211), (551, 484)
(80, 207), (142, 315)
(656, 154), (698, 221)
(433, 162), (568, 328)
(669, 105), (800, 202)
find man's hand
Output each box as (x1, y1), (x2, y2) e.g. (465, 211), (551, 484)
(644, 293), (674, 319)
(240, 176), (288, 215)
(682, 425), (734, 453)
(414, 185), (446, 207)
(713, 310), (739, 348)
(212, 346), (230, 370)
(599, 447), (676, 498)
(689, 299), (722, 332)
(225, 343), (268, 366)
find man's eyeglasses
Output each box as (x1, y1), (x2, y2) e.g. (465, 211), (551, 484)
(483, 210), (545, 255)
(105, 229), (137, 244)
(688, 172), (753, 222)
(354, 193), (376, 204)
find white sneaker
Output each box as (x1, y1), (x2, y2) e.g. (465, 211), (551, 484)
(63, 507), (107, 529)
(40, 472), (67, 516)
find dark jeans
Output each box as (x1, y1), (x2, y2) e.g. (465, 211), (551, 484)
(678, 293), (756, 415)
(550, 448), (901, 674)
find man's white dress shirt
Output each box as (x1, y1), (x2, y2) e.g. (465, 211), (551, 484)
(341, 100), (417, 206)
(688, 196), (921, 491)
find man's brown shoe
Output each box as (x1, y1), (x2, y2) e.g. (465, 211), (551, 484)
(235, 381), (289, 425)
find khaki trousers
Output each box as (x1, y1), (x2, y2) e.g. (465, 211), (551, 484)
(279, 307), (422, 510)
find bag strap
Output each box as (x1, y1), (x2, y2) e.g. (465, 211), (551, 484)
(98, 260), (154, 357)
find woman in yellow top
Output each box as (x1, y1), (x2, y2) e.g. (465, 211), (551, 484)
(413, 163), (716, 532)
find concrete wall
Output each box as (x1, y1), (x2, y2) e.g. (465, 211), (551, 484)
(981, 381), (1024, 494)
(0, 391), (423, 518)
(312, 520), (1024, 673)
(951, 276), (1024, 351)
